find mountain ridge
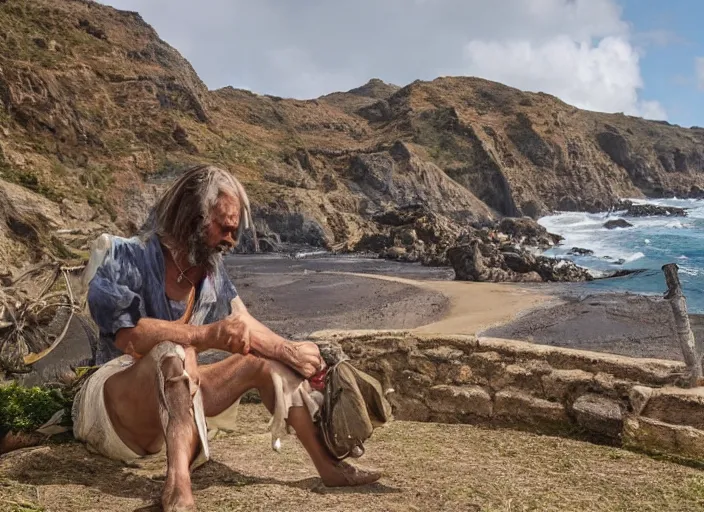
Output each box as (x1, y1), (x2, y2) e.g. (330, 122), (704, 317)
(1, 0), (704, 270)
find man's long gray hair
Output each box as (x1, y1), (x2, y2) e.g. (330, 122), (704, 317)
(141, 164), (257, 267)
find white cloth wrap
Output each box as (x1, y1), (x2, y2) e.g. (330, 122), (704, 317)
(72, 343), (319, 467)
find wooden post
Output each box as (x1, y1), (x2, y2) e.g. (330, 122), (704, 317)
(662, 263), (703, 387)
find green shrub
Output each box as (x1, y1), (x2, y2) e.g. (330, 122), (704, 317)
(0, 382), (69, 435)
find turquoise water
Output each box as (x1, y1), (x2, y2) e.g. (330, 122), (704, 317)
(539, 198), (704, 313)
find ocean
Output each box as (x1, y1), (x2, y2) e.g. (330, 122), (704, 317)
(538, 198), (704, 313)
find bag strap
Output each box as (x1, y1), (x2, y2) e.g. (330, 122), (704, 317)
(180, 287), (197, 324)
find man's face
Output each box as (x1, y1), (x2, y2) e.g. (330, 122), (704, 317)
(205, 193), (241, 253)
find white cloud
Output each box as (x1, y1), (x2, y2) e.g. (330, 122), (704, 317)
(463, 36), (666, 119)
(697, 57), (704, 90)
(101, 0), (666, 120)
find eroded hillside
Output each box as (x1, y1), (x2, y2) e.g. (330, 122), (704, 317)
(2, 0), (704, 270)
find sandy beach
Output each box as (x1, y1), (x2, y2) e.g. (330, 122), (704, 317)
(229, 254), (693, 363)
(226, 254), (554, 339)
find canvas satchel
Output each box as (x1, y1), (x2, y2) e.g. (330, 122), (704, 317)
(317, 360), (392, 460)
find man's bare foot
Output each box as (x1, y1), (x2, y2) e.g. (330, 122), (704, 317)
(162, 477), (196, 512)
(319, 460), (382, 487)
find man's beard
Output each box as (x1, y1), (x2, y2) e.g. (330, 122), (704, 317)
(187, 231), (232, 269)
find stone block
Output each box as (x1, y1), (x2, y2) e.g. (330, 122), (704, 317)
(628, 386), (653, 415)
(428, 385), (493, 418)
(491, 363), (542, 393)
(541, 369), (594, 400)
(449, 364), (476, 385)
(408, 351), (438, 381)
(494, 389), (569, 429)
(521, 359), (553, 376)
(623, 415), (704, 462)
(422, 346), (465, 363)
(397, 370), (434, 400)
(572, 394), (623, 440)
(641, 387), (704, 430)
(389, 396), (431, 422)
(467, 351), (505, 381)
(593, 372), (634, 399)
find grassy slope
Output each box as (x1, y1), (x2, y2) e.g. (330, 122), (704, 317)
(1, 405), (704, 512)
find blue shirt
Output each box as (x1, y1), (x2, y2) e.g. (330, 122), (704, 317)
(86, 233), (238, 365)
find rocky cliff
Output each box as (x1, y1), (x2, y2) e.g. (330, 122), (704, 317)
(2, 0), (704, 271)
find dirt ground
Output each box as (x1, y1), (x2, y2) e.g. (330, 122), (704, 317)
(2, 405), (704, 512)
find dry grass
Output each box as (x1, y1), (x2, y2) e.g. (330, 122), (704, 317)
(1, 405), (703, 512)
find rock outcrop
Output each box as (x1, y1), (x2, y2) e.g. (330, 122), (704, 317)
(2, 0), (704, 270)
(615, 200), (688, 217)
(604, 219), (634, 230)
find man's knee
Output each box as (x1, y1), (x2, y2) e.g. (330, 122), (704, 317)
(150, 342), (199, 415)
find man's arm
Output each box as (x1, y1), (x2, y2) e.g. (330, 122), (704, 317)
(225, 297), (323, 377)
(115, 296), (321, 377)
(114, 318), (217, 356)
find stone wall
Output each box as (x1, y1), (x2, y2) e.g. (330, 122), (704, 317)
(311, 330), (704, 464)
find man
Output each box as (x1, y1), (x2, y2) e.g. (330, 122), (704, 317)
(72, 164), (380, 512)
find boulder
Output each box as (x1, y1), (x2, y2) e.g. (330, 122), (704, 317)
(615, 200), (687, 217)
(533, 257), (593, 282)
(502, 251), (535, 274)
(498, 217), (562, 248)
(603, 219), (634, 230)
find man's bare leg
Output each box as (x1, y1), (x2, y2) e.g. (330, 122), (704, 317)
(103, 346), (379, 510)
(199, 353), (381, 486)
(103, 347), (200, 512)
(159, 354), (199, 511)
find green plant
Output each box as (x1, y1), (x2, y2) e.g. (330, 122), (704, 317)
(0, 382), (69, 435)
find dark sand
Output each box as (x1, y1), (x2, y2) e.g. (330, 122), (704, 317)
(483, 290), (704, 362)
(226, 254), (450, 339)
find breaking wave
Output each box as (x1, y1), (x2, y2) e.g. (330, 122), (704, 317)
(538, 198), (704, 312)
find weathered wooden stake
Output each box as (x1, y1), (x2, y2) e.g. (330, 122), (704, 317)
(662, 263), (703, 387)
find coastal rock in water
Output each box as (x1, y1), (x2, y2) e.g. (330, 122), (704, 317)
(604, 219), (634, 230)
(568, 247), (594, 256)
(615, 200), (688, 217)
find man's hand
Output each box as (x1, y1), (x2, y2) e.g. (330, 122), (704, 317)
(209, 298), (324, 377)
(206, 313), (252, 354)
(276, 341), (324, 379)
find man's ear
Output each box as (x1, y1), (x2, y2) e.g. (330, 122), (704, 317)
(230, 296), (248, 316)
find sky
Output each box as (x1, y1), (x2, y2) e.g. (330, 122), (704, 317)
(101, 0), (704, 128)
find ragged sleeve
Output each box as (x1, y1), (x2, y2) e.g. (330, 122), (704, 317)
(86, 240), (148, 336)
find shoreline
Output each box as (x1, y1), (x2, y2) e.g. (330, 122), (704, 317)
(313, 270), (557, 336)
